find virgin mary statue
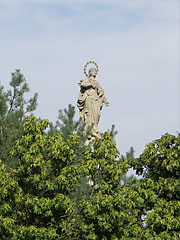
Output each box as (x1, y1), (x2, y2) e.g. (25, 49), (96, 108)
(77, 62), (109, 139)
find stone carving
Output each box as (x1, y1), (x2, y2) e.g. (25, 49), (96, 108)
(77, 61), (109, 140)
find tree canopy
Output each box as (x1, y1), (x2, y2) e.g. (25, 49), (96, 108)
(0, 115), (180, 239)
(0, 115), (130, 239)
(0, 70), (179, 239)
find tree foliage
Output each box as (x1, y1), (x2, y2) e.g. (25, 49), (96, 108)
(0, 70), (38, 166)
(0, 71), (180, 239)
(48, 104), (84, 138)
(0, 115), (131, 239)
(129, 134), (180, 239)
(1, 113), (179, 239)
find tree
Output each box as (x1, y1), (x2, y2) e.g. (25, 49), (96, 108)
(0, 115), (80, 239)
(3, 104), (180, 238)
(48, 104), (119, 204)
(0, 115), (133, 239)
(120, 146), (137, 186)
(48, 104), (82, 138)
(0, 69), (38, 166)
(129, 134), (180, 239)
(110, 124), (118, 140)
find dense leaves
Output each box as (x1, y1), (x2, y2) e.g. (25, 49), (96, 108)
(0, 71), (180, 239)
(130, 134), (180, 239)
(0, 116), (131, 239)
(1, 116), (180, 239)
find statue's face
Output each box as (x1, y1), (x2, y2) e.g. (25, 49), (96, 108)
(89, 68), (97, 77)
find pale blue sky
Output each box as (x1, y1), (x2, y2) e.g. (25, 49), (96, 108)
(0, 0), (179, 156)
(0, 1), (178, 34)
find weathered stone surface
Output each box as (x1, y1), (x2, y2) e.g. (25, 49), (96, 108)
(77, 62), (109, 141)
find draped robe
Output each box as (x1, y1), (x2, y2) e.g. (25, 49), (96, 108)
(77, 77), (107, 138)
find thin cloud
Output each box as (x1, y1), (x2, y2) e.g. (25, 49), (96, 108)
(0, 0), (178, 37)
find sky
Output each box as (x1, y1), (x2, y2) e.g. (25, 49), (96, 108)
(0, 0), (179, 157)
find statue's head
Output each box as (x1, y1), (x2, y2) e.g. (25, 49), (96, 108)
(88, 68), (97, 78)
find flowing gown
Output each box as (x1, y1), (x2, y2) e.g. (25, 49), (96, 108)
(77, 77), (107, 137)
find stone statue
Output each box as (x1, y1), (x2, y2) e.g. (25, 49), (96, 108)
(77, 61), (109, 140)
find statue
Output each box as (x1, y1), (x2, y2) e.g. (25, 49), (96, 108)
(77, 61), (109, 140)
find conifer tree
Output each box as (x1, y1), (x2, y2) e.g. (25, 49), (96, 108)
(48, 104), (85, 139)
(110, 124), (118, 140)
(0, 69), (38, 166)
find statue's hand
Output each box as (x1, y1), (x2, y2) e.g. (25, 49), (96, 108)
(78, 80), (83, 86)
(105, 101), (110, 107)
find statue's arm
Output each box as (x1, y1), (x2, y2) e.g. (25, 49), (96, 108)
(102, 94), (110, 106)
(79, 79), (92, 88)
(96, 82), (110, 106)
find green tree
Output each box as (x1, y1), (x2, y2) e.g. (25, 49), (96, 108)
(48, 104), (120, 204)
(0, 69), (38, 166)
(110, 124), (118, 140)
(129, 134), (180, 239)
(0, 115), (80, 239)
(48, 104), (83, 138)
(120, 146), (137, 186)
(0, 115), (133, 239)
